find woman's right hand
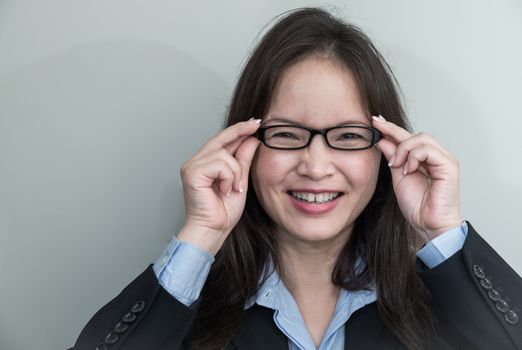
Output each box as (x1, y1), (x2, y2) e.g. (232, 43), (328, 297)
(176, 119), (261, 256)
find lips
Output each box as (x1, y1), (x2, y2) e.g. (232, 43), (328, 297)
(286, 189), (344, 215)
(289, 191), (342, 203)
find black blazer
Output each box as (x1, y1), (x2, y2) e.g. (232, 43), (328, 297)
(71, 222), (522, 349)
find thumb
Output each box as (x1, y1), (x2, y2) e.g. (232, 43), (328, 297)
(235, 136), (261, 188)
(376, 138), (406, 179)
(375, 137), (397, 164)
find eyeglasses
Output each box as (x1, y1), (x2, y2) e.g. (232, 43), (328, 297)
(257, 125), (382, 151)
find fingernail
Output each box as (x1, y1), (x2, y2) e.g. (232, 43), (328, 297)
(238, 180), (244, 193)
(388, 156), (395, 167)
(247, 118), (262, 125)
(378, 115), (386, 121)
(372, 115), (385, 123)
(402, 166), (408, 175)
(247, 117), (254, 121)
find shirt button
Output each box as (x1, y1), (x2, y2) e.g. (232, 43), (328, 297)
(131, 300), (146, 313)
(480, 278), (493, 290)
(264, 289), (272, 299)
(473, 264), (485, 279)
(487, 289), (501, 301)
(505, 310), (519, 325)
(496, 299), (509, 313)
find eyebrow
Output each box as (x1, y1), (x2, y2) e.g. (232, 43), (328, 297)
(263, 116), (371, 127)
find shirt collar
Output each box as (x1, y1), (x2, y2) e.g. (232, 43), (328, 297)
(244, 256), (280, 310)
(244, 255), (376, 311)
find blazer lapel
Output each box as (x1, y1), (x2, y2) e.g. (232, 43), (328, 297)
(231, 304), (288, 350)
(344, 302), (405, 349)
(232, 301), (403, 349)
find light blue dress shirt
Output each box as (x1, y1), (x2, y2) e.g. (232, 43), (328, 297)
(153, 222), (468, 350)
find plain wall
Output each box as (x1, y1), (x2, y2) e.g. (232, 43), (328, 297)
(1, 1), (521, 349)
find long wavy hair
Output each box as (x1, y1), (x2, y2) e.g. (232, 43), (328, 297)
(186, 7), (438, 349)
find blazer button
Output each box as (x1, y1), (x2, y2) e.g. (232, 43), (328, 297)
(131, 300), (146, 313)
(505, 310), (519, 325)
(496, 299), (509, 313)
(95, 344), (108, 350)
(473, 264), (485, 279)
(122, 312), (136, 323)
(487, 289), (501, 301)
(104, 332), (119, 345)
(114, 321), (129, 333)
(480, 278), (493, 290)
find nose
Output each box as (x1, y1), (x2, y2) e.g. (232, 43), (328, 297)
(295, 134), (336, 180)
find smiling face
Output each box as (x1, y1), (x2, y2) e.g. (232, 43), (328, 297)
(251, 56), (382, 247)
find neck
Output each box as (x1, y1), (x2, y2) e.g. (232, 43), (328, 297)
(276, 229), (350, 298)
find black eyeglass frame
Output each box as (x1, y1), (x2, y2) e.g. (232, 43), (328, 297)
(256, 124), (382, 151)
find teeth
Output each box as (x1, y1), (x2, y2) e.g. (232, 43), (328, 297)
(290, 191), (341, 203)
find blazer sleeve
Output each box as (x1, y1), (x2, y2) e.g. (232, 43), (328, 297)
(417, 221), (522, 349)
(70, 264), (197, 350)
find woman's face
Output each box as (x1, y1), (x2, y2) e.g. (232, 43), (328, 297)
(251, 56), (381, 246)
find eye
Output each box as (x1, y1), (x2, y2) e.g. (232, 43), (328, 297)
(337, 132), (362, 140)
(271, 131), (300, 139)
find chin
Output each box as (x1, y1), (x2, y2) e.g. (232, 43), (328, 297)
(283, 224), (352, 244)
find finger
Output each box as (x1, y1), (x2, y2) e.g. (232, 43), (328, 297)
(375, 137), (406, 178)
(393, 132), (455, 169)
(216, 165), (234, 197)
(221, 150), (243, 192)
(375, 137), (397, 164)
(192, 134), (249, 164)
(376, 137), (429, 178)
(402, 145), (457, 179)
(194, 149), (244, 193)
(414, 163), (430, 178)
(224, 134), (250, 155)
(198, 119), (261, 157)
(187, 158), (235, 196)
(371, 115), (412, 144)
(234, 136), (261, 192)
(402, 147), (430, 177)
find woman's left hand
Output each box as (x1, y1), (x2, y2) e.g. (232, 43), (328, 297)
(371, 115), (463, 243)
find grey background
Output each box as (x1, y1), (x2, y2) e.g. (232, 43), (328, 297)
(0, 1), (521, 349)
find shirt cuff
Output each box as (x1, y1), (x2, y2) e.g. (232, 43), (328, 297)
(416, 222), (468, 269)
(153, 236), (214, 306)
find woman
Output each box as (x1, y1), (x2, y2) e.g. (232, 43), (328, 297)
(71, 7), (522, 350)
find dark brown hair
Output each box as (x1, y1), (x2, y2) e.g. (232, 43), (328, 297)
(186, 7), (438, 349)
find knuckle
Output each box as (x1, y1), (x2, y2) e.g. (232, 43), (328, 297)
(410, 147), (421, 156)
(229, 124), (242, 136)
(231, 159), (241, 173)
(218, 150), (240, 171)
(417, 131), (432, 138)
(454, 158), (460, 168)
(395, 144), (406, 157)
(218, 148), (233, 160)
(180, 162), (189, 177)
(221, 163), (233, 175)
